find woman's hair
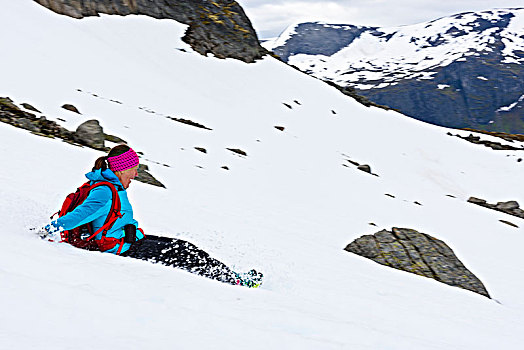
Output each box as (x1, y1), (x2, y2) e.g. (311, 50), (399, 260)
(92, 144), (131, 171)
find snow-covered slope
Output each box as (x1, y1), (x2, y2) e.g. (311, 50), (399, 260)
(1, 1), (524, 349)
(264, 9), (524, 89)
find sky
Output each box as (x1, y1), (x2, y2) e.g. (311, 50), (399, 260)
(239, 0), (524, 38)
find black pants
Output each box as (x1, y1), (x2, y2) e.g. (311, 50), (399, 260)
(122, 235), (237, 285)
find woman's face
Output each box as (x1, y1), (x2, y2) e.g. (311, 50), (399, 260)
(115, 166), (138, 189)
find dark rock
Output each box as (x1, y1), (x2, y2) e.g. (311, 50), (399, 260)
(104, 134), (127, 144)
(499, 220), (519, 228)
(357, 164), (371, 173)
(167, 116), (212, 130)
(227, 148), (247, 156)
(468, 196), (524, 219)
(450, 132), (524, 151)
(21, 103), (41, 113)
(33, 0), (266, 63)
(467, 197), (487, 205)
(512, 208), (524, 216)
(345, 235), (381, 259)
(1, 96), (164, 188)
(345, 227), (490, 298)
(0, 97), (35, 118)
(135, 164), (165, 188)
(74, 119), (105, 149)
(375, 230), (396, 243)
(496, 200), (519, 211)
(62, 104), (81, 114)
(16, 118), (41, 133)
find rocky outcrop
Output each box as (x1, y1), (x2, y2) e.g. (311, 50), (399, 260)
(468, 197), (524, 219)
(74, 119), (105, 149)
(447, 132), (524, 151)
(33, 0), (266, 63)
(0, 97), (74, 140)
(0, 97), (165, 188)
(136, 164), (165, 188)
(344, 227), (490, 298)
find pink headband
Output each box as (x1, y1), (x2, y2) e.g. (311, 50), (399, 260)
(107, 148), (139, 172)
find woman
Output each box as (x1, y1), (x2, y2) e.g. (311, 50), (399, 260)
(46, 145), (262, 287)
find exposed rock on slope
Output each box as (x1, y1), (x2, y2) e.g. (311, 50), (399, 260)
(448, 132), (524, 150)
(468, 197), (524, 219)
(345, 227), (490, 298)
(0, 97), (164, 187)
(34, 0), (266, 62)
(74, 119), (105, 149)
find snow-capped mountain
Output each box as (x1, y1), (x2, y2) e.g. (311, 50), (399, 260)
(2, 1), (524, 349)
(264, 9), (524, 133)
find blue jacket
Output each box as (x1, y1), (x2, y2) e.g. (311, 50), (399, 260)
(53, 169), (144, 254)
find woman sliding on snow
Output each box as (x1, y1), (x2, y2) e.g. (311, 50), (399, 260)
(43, 144), (262, 288)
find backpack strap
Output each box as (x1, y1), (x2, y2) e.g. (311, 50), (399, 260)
(84, 181), (122, 242)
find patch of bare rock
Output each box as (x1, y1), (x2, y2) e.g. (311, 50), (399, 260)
(345, 227), (490, 298)
(468, 197), (524, 220)
(0, 97), (164, 188)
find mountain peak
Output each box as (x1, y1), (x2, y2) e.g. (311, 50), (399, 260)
(264, 8), (524, 133)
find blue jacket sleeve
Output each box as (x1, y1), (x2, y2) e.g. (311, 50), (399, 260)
(54, 186), (113, 230)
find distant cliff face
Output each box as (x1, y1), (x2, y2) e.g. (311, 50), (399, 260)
(34, 0), (266, 63)
(264, 10), (524, 133)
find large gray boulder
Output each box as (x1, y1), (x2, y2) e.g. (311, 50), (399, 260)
(74, 119), (105, 149)
(345, 227), (490, 298)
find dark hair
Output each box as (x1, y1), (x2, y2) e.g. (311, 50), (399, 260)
(92, 144), (131, 171)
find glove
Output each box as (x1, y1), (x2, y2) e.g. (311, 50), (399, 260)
(37, 222), (61, 239)
(45, 222), (60, 233)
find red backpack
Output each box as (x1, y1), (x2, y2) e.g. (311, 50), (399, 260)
(55, 181), (124, 253)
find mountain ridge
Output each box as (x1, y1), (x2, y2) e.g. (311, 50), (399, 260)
(264, 8), (524, 133)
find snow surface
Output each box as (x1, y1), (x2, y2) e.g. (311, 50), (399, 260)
(498, 94), (524, 112)
(264, 9), (524, 89)
(1, 1), (524, 349)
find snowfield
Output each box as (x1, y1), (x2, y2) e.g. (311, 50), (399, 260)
(1, 1), (524, 349)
